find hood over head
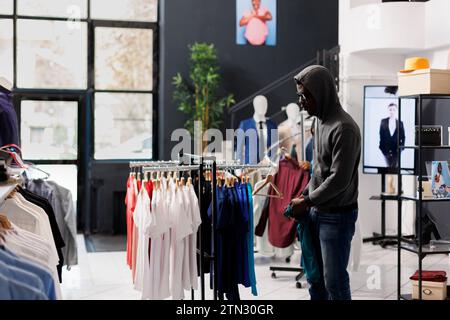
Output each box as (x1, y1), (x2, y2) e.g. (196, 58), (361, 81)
(294, 65), (341, 121)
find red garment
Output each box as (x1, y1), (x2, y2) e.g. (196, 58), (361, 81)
(255, 159), (310, 248)
(410, 271), (447, 282)
(144, 180), (153, 200)
(137, 179), (142, 192)
(125, 175), (137, 269)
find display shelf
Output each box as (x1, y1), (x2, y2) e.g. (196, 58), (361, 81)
(401, 243), (450, 256)
(370, 194), (399, 201)
(396, 94), (450, 300)
(399, 145), (450, 150)
(401, 293), (450, 301)
(401, 195), (450, 202)
(399, 94), (450, 100)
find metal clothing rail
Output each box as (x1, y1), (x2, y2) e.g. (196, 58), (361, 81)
(129, 160), (179, 169)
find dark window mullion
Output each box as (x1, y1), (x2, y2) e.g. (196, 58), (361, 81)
(94, 89), (153, 94)
(92, 19), (156, 29)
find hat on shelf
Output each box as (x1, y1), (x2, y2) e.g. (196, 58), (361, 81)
(399, 57), (430, 73)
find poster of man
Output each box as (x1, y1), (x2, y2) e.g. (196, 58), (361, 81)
(236, 0), (277, 46)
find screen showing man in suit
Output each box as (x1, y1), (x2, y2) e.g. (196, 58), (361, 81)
(363, 86), (415, 174)
(379, 103), (405, 168)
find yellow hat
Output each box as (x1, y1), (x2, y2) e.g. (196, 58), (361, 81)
(399, 57), (430, 73)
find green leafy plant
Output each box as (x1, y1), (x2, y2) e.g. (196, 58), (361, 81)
(172, 43), (235, 136)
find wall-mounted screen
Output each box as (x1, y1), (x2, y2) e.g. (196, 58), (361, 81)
(363, 86), (415, 175)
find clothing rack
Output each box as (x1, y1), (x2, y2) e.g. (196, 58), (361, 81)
(129, 157), (219, 301)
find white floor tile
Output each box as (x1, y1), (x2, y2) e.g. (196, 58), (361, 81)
(60, 236), (448, 300)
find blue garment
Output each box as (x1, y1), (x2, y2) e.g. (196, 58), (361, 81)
(0, 86), (19, 147)
(246, 184), (258, 296)
(0, 259), (48, 300)
(0, 273), (47, 300)
(236, 118), (278, 164)
(0, 248), (56, 300)
(234, 183), (250, 288)
(308, 208), (358, 300)
(305, 137), (314, 163)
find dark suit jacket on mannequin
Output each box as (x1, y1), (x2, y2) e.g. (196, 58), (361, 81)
(379, 118), (405, 167)
(236, 118), (277, 164)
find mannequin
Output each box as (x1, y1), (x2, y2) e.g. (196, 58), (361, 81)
(0, 76), (19, 147)
(236, 95), (277, 164)
(278, 103), (310, 161)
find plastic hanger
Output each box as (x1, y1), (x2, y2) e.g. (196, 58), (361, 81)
(0, 215), (12, 230)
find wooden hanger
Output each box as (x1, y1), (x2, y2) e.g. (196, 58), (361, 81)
(252, 174), (284, 199)
(0, 214), (12, 230)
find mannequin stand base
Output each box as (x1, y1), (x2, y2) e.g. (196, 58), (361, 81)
(270, 265), (305, 289)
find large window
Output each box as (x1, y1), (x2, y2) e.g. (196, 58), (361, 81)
(91, 0), (158, 22)
(0, 19), (13, 83)
(95, 27), (153, 91)
(7, 0), (157, 161)
(17, 0), (88, 18)
(94, 93), (152, 160)
(21, 101), (78, 160)
(0, 1), (13, 14)
(17, 20), (88, 89)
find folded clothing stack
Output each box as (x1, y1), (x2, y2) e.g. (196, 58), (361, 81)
(410, 270), (447, 283)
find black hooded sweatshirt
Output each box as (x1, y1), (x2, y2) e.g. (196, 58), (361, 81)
(294, 65), (361, 213)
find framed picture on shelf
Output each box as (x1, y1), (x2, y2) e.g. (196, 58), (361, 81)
(431, 161), (450, 198)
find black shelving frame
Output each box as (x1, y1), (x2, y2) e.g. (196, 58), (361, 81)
(397, 93), (450, 300)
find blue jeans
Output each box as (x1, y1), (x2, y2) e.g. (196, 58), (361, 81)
(308, 208), (358, 300)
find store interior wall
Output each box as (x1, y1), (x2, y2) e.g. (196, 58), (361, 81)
(158, 0), (339, 160)
(91, 0), (339, 234)
(340, 0), (450, 239)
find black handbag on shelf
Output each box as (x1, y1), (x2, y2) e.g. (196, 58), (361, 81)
(415, 126), (442, 146)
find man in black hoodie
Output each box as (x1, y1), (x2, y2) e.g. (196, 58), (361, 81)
(290, 66), (361, 300)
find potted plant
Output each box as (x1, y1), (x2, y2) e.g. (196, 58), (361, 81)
(172, 43), (235, 152)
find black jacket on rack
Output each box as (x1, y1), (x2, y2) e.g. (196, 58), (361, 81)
(17, 186), (65, 282)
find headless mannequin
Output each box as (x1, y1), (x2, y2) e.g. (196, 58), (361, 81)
(253, 95), (269, 162)
(236, 95), (277, 164)
(278, 103), (308, 161)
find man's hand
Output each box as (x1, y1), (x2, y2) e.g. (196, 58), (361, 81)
(290, 197), (310, 220)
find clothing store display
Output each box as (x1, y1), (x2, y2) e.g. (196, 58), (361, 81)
(255, 159), (310, 248)
(236, 118), (277, 164)
(129, 174), (202, 300)
(26, 179), (78, 268)
(125, 174), (137, 272)
(195, 178), (212, 275)
(16, 187), (65, 282)
(208, 181), (257, 300)
(0, 86), (19, 148)
(0, 212), (61, 300)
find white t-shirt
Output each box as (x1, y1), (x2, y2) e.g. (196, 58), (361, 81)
(133, 187), (151, 292)
(187, 184), (202, 290)
(169, 183), (193, 300)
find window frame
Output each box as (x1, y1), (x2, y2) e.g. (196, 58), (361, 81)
(4, 0), (159, 163)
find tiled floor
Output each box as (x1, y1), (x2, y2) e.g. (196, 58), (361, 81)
(60, 235), (450, 300)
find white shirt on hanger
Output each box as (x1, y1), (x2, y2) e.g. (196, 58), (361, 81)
(133, 187), (152, 293)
